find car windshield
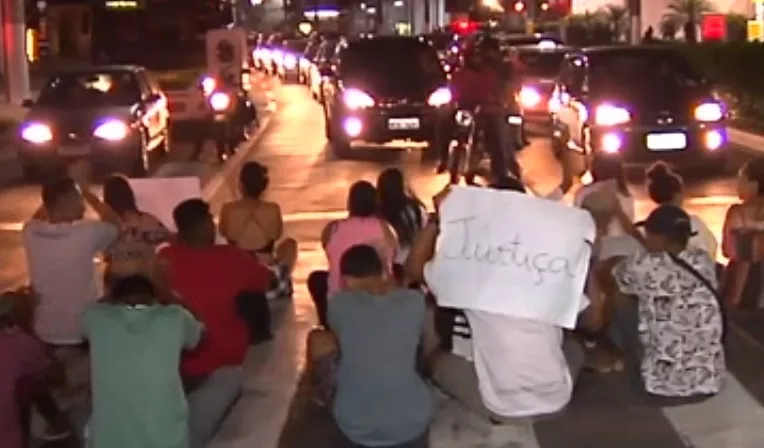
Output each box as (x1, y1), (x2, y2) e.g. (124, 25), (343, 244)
(36, 71), (140, 108)
(517, 50), (565, 77)
(589, 50), (701, 92)
(340, 40), (445, 86)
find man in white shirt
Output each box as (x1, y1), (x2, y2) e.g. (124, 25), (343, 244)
(408, 182), (585, 423)
(24, 175), (119, 345)
(23, 168), (120, 428)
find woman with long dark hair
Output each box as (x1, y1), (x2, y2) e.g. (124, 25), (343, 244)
(376, 168), (426, 268)
(102, 175), (170, 286)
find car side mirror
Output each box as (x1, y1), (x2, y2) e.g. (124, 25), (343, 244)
(21, 99), (33, 108)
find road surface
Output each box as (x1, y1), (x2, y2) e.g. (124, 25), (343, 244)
(3, 78), (764, 447)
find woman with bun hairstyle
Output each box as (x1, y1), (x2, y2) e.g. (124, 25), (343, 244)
(573, 157), (634, 237)
(645, 162), (718, 258)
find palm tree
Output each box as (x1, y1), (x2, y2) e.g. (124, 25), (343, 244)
(659, 16), (679, 40)
(662, 0), (714, 43)
(601, 4), (629, 42)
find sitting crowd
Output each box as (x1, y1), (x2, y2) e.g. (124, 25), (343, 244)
(4, 154), (764, 447)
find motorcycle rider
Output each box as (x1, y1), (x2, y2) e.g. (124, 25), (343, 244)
(443, 36), (522, 180)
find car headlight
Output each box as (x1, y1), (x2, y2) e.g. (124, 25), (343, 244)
(455, 110), (473, 127)
(427, 87), (452, 107)
(201, 76), (216, 96)
(594, 104), (631, 126)
(343, 88), (375, 110)
(21, 122), (53, 144)
(209, 92), (231, 112)
(93, 119), (129, 141)
(284, 55), (297, 69)
(694, 102), (723, 122)
(272, 50), (283, 63)
(519, 86), (541, 108)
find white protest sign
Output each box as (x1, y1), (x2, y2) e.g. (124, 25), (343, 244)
(426, 186), (596, 329)
(127, 177), (202, 232)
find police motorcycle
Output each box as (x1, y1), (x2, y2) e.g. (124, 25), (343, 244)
(203, 29), (259, 159)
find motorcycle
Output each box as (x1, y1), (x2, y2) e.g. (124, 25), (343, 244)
(201, 76), (258, 160)
(448, 107), (524, 185)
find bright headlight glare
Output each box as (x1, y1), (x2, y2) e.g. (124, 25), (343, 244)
(455, 110), (473, 127)
(519, 86), (541, 108)
(427, 87), (452, 107)
(209, 92), (231, 111)
(284, 55), (297, 69)
(694, 102), (723, 122)
(594, 104), (631, 126)
(93, 119), (129, 141)
(21, 122), (53, 144)
(201, 76), (216, 96)
(343, 88), (375, 109)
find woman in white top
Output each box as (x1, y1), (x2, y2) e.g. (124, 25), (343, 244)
(645, 162), (718, 258)
(573, 158), (635, 236)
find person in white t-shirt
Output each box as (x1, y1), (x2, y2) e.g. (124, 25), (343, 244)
(23, 164), (120, 425)
(406, 181), (586, 422)
(645, 162), (718, 259)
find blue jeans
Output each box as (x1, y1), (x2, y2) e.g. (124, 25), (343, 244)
(188, 367), (244, 448)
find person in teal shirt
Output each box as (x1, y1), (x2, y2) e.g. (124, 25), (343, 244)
(84, 275), (203, 448)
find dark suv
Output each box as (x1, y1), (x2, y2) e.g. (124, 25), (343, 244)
(550, 46), (728, 171)
(321, 36), (453, 156)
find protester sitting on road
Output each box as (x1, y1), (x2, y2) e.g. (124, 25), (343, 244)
(157, 199), (271, 447)
(376, 168), (427, 278)
(84, 275), (203, 448)
(406, 184), (585, 429)
(573, 157), (634, 235)
(0, 289), (73, 448)
(102, 174), (171, 288)
(722, 159), (764, 308)
(307, 244), (431, 448)
(220, 161), (297, 301)
(307, 181), (397, 327)
(611, 204), (725, 398)
(23, 162), (120, 435)
(645, 162), (717, 258)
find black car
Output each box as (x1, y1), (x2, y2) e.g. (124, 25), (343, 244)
(513, 42), (572, 123)
(18, 65), (170, 177)
(550, 46), (728, 171)
(321, 36), (453, 156)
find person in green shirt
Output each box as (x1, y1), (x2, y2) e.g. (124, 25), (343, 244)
(84, 275), (203, 448)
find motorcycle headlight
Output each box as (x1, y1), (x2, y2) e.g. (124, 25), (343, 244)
(209, 92), (231, 111)
(694, 102), (723, 122)
(201, 76), (216, 96)
(93, 119), (129, 141)
(594, 104), (631, 126)
(284, 55), (297, 69)
(343, 88), (375, 110)
(519, 87), (541, 108)
(21, 122), (53, 144)
(427, 87), (452, 107)
(455, 110), (473, 127)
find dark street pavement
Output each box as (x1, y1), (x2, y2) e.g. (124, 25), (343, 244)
(3, 77), (764, 447)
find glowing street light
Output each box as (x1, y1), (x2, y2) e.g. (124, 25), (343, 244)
(514, 1), (525, 12)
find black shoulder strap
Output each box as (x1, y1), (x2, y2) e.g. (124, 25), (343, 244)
(667, 252), (719, 301)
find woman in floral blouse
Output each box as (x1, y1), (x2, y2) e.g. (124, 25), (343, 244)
(611, 204), (725, 398)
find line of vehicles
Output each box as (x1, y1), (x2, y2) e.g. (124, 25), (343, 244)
(252, 29), (730, 178)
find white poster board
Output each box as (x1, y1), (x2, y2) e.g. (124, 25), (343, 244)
(127, 177), (202, 232)
(426, 186), (596, 329)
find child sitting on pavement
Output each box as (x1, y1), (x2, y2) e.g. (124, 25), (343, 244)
(84, 274), (204, 448)
(0, 288), (73, 448)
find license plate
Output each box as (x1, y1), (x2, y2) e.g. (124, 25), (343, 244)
(388, 117), (420, 130)
(646, 132), (687, 151)
(59, 145), (90, 156)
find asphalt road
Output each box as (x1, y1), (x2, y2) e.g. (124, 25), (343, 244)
(4, 76), (764, 447)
